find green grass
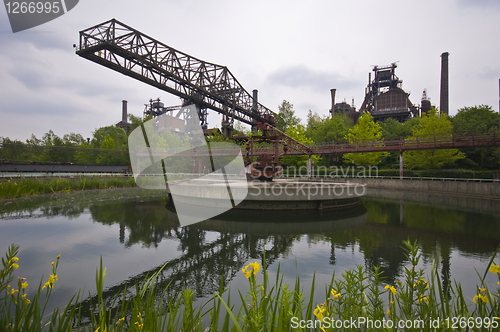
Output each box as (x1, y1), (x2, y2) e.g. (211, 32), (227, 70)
(2, 240), (500, 331)
(0, 176), (137, 199)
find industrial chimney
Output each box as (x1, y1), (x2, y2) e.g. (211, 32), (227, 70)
(440, 52), (449, 115)
(330, 88), (336, 114)
(122, 100), (128, 123)
(252, 89), (258, 113)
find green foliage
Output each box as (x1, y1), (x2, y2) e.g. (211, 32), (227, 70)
(452, 105), (499, 135)
(451, 105), (499, 170)
(305, 111), (354, 143)
(233, 121), (251, 136)
(128, 113), (153, 135)
(3, 240), (500, 331)
(0, 176), (136, 199)
(343, 112), (389, 166)
(275, 100), (300, 132)
(90, 126), (129, 165)
(280, 124), (320, 167)
(404, 108), (465, 169)
(381, 117), (420, 140)
(92, 126), (127, 149)
(0, 245), (79, 331)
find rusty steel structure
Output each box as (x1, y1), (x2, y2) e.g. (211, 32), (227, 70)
(359, 63), (418, 122)
(76, 19), (276, 128)
(244, 122), (313, 180)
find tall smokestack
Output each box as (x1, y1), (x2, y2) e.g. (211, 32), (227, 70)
(252, 89), (258, 113)
(122, 100), (128, 123)
(440, 52), (449, 115)
(330, 88), (336, 112)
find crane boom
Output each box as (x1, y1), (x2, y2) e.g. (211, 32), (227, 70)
(76, 19), (275, 126)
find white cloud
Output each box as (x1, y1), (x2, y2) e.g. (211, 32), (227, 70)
(0, 0), (499, 141)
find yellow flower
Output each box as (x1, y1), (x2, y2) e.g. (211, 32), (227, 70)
(390, 301), (394, 306)
(20, 293), (30, 305)
(384, 285), (396, 295)
(42, 274), (58, 289)
(116, 317), (125, 325)
(241, 262), (260, 278)
(489, 264), (500, 274)
(314, 304), (326, 321)
(22, 281), (28, 289)
(387, 310), (391, 315)
(57, 253), (61, 259)
(418, 295), (429, 303)
(473, 294), (489, 304)
(478, 287), (486, 294)
(11, 288), (19, 295)
(9, 257), (19, 269)
(51, 262), (55, 267)
(331, 288), (341, 300)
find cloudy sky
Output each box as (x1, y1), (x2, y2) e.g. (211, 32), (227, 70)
(1, 0), (499, 141)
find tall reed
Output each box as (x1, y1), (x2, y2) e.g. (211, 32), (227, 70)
(0, 176), (136, 199)
(1, 240), (499, 331)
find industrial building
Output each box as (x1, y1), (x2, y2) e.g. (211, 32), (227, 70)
(328, 88), (360, 122)
(358, 63), (418, 122)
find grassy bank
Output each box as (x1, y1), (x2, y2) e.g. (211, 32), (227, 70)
(0, 176), (137, 199)
(1, 240), (499, 331)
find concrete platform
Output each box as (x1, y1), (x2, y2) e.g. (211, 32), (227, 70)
(167, 178), (367, 211)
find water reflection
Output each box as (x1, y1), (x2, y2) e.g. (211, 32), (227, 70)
(1, 187), (499, 321)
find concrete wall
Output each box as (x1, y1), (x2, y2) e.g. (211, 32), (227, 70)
(333, 177), (500, 199)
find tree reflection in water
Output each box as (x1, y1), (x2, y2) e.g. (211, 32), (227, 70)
(2, 188), (499, 322)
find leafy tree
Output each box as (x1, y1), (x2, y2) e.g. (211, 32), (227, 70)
(275, 100), (300, 132)
(280, 124), (320, 167)
(403, 108), (464, 169)
(128, 114), (153, 135)
(91, 126), (128, 150)
(38, 130), (76, 162)
(379, 117), (420, 169)
(92, 127), (129, 165)
(0, 137), (28, 162)
(380, 117), (419, 140)
(62, 133), (85, 146)
(305, 111), (354, 143)
(74, 141), (96, 165)
(26, 134), (42, 146)
(452, 105), (499, 135)
(343, 112), (389, 166)
(233, 121), (250, 136)
(451, 105), (499, 170)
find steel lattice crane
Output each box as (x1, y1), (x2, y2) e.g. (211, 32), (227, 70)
(75, 19), (276, 132)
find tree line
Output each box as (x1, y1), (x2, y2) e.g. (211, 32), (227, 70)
(0, 104), (498, 170)
(273, 102), (499, 170)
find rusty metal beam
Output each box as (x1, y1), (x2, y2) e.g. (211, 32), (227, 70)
(76, 19), (275, 126)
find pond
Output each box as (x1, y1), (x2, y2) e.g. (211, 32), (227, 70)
(1, 186), (499, 320)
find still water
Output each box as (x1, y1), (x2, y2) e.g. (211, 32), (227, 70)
(1, 186), (499, 317)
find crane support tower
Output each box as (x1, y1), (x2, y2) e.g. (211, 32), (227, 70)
(76, 19), (276, 129)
